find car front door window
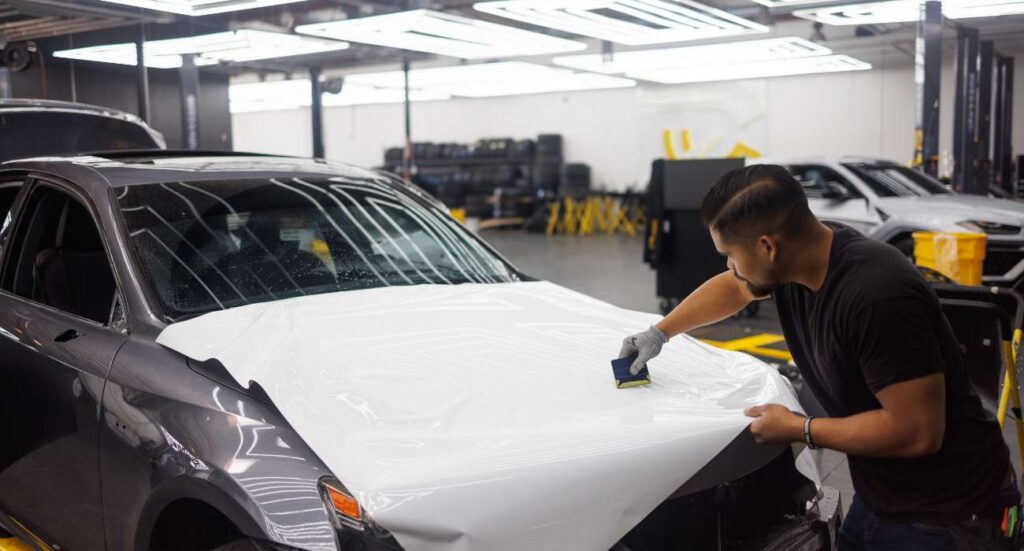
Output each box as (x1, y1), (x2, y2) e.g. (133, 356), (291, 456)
(789, 164), (879, 235)
(789, 165), (861, 199)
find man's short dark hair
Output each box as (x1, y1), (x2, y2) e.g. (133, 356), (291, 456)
(700, 164), (816, 242)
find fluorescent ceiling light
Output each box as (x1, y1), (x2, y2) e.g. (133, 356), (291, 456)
(794, 0), (1024, 25)
(554, 36), (829, 74)
(344, 61), (636, 98)
(474, 0), (767, 46)
(97, 0), (308, 16)
(229, 79), (451, 113)
(552, 35), (870, 84)
(53, 30), (348, 69)
(295, 9), (585, 59)
(746, 0), (833, 7)
(629, 54), (871, 83)
(794, 0), (922, 24)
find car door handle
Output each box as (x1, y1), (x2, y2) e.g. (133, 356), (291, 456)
(54, 329), (82, 343)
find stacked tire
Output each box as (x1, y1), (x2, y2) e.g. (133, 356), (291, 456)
(559, 163), (591, 199)
(534, 134), (563, 192)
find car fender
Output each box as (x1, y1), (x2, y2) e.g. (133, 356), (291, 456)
(103, 339), (338, 551)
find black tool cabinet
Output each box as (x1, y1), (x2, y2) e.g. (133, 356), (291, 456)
(645, 158), (746, 314)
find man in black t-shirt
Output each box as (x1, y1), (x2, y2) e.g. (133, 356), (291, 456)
(618, 165), (1016, 549)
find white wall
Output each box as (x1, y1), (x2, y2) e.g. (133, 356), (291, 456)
(231, 47), (1024, 191)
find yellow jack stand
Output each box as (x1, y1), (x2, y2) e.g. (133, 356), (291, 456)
(998, 328), (1024, 473)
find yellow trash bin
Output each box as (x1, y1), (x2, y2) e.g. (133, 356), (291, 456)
(912, 231), (987, 285)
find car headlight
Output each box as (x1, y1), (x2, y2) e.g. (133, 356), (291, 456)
(958, 220), (1021, 235)
(319, 477), (366, 532)
(956, 221), (984, 233)
(318, 476), (400, 550)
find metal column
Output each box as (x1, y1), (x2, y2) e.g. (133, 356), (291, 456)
(179, 53), (200, 150)
(136, 24), (150, 123)
(976, 40), (994, 190)
(914, 0), (942, 176)
(310, 66), (325, 159)
(953, 27), (980, 194)
(994, 56), (1015, 194)
(402, 57), (413, 182)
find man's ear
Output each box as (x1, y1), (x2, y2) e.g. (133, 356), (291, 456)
(758, 235), (779, 262)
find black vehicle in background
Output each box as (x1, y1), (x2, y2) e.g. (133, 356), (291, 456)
(0, 99), (165, 162)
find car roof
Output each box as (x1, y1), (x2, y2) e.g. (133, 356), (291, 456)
(754, 155), (896, 165)
(0, 98), (146, 124)
(0, 150), (391, 188)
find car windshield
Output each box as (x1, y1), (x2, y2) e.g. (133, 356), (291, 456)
(843, 163), (952, 197)
(117, 176), (521, 321)
(0, 111), (160, 161)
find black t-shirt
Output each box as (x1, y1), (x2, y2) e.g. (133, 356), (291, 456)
(773, 222), (1009, 524)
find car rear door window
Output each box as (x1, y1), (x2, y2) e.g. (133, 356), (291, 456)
(1, 185), (118, 324)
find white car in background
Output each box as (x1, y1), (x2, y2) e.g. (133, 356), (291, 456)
(764, 157), (1024, 288)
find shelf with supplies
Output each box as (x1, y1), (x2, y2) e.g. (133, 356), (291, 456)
(381, 134), (590, 227)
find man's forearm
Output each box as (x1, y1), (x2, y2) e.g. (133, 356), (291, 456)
(749, 375), (946, 458)
(810, 410), (943, 458)
(656, 271), (753, 338)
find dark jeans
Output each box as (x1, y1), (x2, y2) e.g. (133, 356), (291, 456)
(838, 495), (1014, 551)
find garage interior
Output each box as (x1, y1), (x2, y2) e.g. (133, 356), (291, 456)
(0, 0), (1024, 549)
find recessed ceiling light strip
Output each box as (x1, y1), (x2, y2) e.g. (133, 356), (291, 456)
(343, 61), (637, 98)
(793, 0), (1024, 24)
(474, 0), (768, 45)
(97, 0), (309, 16)
(295, 9), (586, 59)
(553, 36), (831, 74)
(53, 30), (349, 69)
(628, 54), (872, 83)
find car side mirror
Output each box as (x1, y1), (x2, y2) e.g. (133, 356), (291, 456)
(822, 182), (851, 201)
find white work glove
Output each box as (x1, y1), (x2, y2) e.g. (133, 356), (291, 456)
(618, 325), (670, 376)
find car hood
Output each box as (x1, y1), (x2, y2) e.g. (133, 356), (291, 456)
(875, 195), (1024, 227)
(157, 281), (812, 551)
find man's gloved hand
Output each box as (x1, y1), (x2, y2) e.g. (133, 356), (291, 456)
(619, 325), (670, 376)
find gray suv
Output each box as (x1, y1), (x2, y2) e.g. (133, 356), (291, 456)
(0, 151), (838, 551)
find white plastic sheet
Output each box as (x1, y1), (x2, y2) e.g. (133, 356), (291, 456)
(157, 281), (813, 551)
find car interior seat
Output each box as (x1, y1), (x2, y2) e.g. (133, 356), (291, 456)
(34, 198), (116, 324)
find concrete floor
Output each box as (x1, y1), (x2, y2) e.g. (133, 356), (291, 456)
(484, 230), (1024, 515)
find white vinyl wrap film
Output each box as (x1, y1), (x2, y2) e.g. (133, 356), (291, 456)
(157, 281), (817, 551)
